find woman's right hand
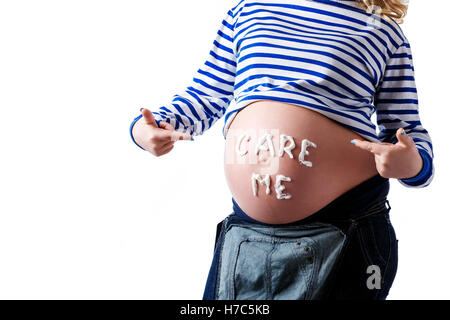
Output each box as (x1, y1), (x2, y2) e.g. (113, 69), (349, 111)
(132, 108), (192, 157)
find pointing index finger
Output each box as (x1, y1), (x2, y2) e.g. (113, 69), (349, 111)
(351, 139), (388, 155)
(170, 131), (193, 142)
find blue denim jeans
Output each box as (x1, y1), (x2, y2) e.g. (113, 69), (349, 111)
(203, 174), (398, 300)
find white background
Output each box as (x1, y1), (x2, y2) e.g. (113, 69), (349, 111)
(0, 0), (448, 299)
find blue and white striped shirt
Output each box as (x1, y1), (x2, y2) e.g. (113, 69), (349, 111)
(130, 0), (434, 188)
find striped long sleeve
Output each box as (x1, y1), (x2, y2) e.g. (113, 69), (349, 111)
(375, 38), (434, 188)
(129, 1), (242, 149)
(129, 0), (435, 189)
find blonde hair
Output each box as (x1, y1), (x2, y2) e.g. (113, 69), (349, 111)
(356, 0), (409, 24)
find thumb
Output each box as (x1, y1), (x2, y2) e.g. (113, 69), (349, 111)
(396, 128), (415, 147)
(140, 108), (158, 127)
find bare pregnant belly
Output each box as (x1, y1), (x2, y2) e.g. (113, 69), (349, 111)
(224, 100), (379, 224)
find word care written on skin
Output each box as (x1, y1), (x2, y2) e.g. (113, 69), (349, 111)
(235, 132), (317, 200)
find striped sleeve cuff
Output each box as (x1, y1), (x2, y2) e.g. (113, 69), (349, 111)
(399, 148), (433, 187)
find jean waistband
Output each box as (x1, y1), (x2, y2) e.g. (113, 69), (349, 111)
(232, 173), (390, 227)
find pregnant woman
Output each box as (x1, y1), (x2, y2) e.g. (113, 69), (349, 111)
(130, 0), (434, 300)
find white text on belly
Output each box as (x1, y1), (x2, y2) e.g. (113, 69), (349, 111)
(236, 132), (317, 200)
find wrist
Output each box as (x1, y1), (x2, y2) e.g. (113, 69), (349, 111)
(400, 148), (432, 184)
(130, 114), (146, 150)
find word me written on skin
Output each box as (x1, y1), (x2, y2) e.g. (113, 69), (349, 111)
(235, 132), (317, 200)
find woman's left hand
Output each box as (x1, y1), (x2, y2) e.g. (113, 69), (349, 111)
(351, 128), (423, 180)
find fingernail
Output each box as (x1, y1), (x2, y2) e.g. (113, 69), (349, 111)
(140, 108), (144, 112)
(401, 129), (405, 135)
(350, 140), (355, 145)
